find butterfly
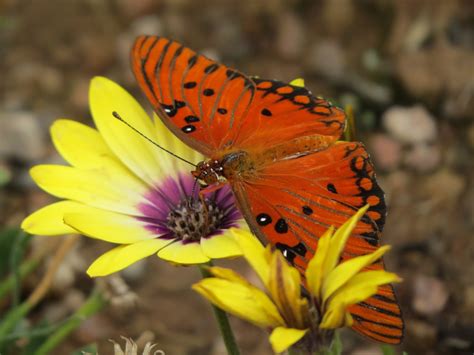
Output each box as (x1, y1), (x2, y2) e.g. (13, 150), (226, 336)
(131, 35), (403, 344)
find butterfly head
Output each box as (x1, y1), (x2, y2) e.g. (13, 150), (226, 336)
(192, 159), (225, 186)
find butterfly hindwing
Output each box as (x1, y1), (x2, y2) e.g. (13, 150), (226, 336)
(232, 141), (402, 343)
(233, 78), (345, 151)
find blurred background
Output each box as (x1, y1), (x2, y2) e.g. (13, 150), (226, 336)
(0, 0), (473, 354)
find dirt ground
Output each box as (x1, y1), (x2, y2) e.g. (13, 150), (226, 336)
(1, 1), (473, 354)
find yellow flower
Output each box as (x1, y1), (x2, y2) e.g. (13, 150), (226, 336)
(22, 77), (244, 277)
(193, 206), (401, 353)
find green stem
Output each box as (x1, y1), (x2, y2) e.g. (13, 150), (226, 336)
(33, 289), (107, 355)
(0, 301), (33, 347)
(0, 256), (41, 300)
(199, 264), (240, 355)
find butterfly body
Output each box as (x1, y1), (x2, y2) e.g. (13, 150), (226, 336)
(132, 35), (404, 344)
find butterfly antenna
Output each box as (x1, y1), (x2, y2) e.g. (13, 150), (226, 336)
(112, 111), (196, 167)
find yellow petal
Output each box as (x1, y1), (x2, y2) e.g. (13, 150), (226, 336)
(192, 278), (285, 328)
(89, 76), (172, 186)
(269, 327), (308, 354)
(50, 119), (120, 169)
(87, 239), (168, 277)
(200, 230), (243, 259)
(289, 78), (305, 87)
(206, 266), (250, 285)
(232, 229), (269, 286)
(322, 245), (391, 303)
(323, 205), (370, 275)
(320, 302), (350, 329)
(305, 226), (334, 300)
(64, 207), (156, 244)
(328, 270), (402, 313)
(268, 251), (305, 328)
(30, 164), (146, 216)
(21, 200), (91, 235)
(158, 240), (210, 264)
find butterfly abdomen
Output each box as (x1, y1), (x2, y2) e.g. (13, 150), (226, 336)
(255, 135), (338, 165)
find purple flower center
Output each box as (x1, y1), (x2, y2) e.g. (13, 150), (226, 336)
(137, 172), (242, 243)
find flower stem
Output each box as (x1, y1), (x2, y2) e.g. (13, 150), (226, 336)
(199, 264), (240, 355)
(33, 289), (106, 355)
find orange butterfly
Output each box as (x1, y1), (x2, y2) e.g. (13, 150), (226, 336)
(131, 35), (403, 344)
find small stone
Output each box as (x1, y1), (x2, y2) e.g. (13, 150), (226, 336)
(404, 143), (442, 172)
(117, 0), (155, 18)
(69, 79), (90, 112)
(0, 111), (45, 162)
(129, 15), (163, 36)
(121, 258), (147, 282)
(463, 285), (474, 316)
(423, 169), (466, 204)
(276, 12), (305, 60)
(369, 133), (402, 171)
(307, 40), (346, 81)
(408, 319), (437, 344)
(413, 274), (449, 315)
(38, 66), (63, 96)
(468, 122), (474, 149)
(383, 105), (437, 144)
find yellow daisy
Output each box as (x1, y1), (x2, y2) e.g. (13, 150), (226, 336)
(21, 77), (243, 277)
(193, 206), (401, 353)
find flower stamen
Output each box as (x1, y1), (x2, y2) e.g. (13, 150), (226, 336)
(166, 198), (226, 242)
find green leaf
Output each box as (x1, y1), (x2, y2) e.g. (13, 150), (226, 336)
(0, 228), (23, 277)
(327, 330), (343, 355)
(23, 320), (53, 355)
(381, 344), (397, 355)
(0, 165), (11, 187)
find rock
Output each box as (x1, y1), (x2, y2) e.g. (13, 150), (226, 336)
(69, 78), (90, 112)
(468, 122), (474, 149)
(38, 66), (64, 96)
(463, 285), (474, 316)
(129, 15), (163, 36)
(382, 105), (437, 144)
(117, 0), (156, 18)
(276, 12), (305, 60)
(121, 258), (147, 282)
(369, 133), (402, 171)
(413, 274), (449, 315)
(307, 39), (346, 81)
(408, 319), (437, 344)
(404, 143), (442, 172)
(422, 169), (466, 205)
(0, 111), (46, 162)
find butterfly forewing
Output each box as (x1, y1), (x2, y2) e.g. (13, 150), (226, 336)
(132, 35), (255, 155)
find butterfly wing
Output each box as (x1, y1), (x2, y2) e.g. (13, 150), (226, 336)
(232, 141), (403, 344)
(132, 36), (403, 343)
(131, 36), (345, 156)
